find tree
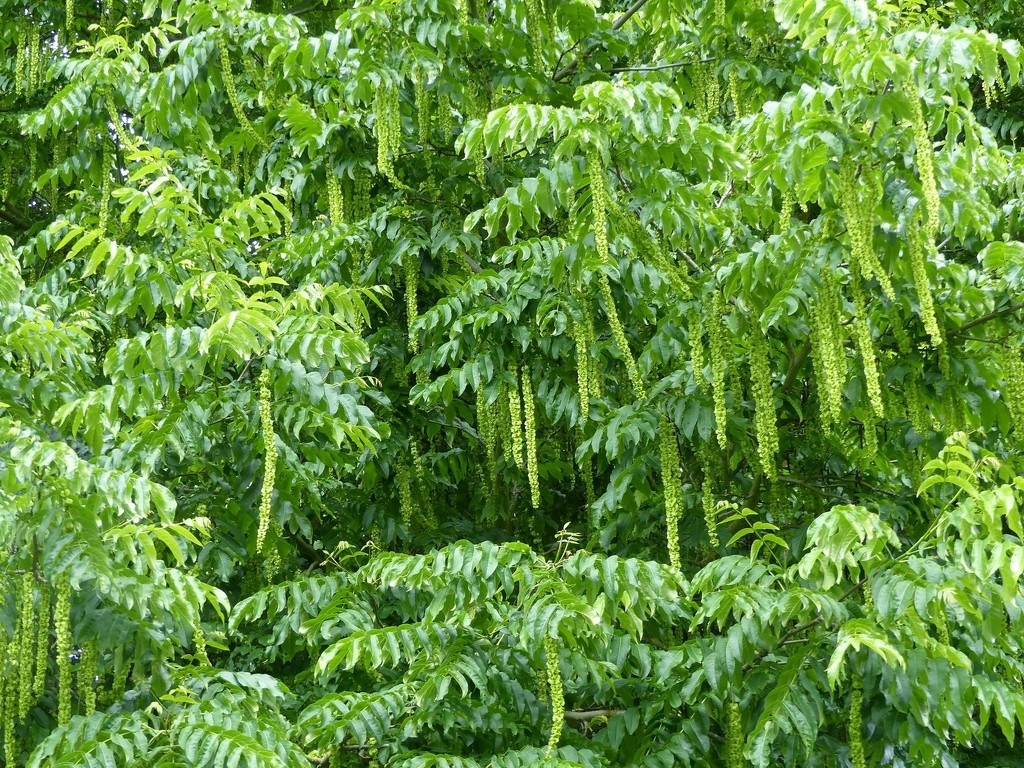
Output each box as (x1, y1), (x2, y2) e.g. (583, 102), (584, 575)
(2, 0), (1024, 766)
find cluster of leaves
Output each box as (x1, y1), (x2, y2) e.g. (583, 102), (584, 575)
(2, 0), (1024, 766)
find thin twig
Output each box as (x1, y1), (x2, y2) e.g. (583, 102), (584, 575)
(948, 301), (1024, 336)
(553, 0), (653, 82)
(565, 708), (624, 721)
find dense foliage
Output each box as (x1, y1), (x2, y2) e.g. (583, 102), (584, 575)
(3, 0), (1024, 766)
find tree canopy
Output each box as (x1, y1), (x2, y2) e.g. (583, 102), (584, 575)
(3, 0), (1024, 766)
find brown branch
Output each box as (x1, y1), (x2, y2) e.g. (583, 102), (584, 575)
(609, 56), (715, 73)
(948, 301), (1024, 337)
(782, 338), (812, 394)
(553, 0), (653, 82)
(741, 581), (863, 674)
(565, 708), (624, 721)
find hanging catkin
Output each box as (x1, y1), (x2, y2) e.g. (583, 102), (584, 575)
(660, 417), (683, 570)
(219, 36), (269, 150)
(257, 368), (277, 554)
(55, 573), (72, 725)
(708, 293), (730, 447)
(902, 73), (940, 238)
(749, 324), (778, 481)
(543, 636), (564, 757)
(522, 364), (540, 509)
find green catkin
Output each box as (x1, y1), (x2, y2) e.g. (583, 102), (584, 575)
(257, 368), (276, 555)
(587, 148), (610, 265)
(543, 636), (564, 758)
(599, 276), (646, 399)
(78, 641), (96, 715)
(725, 700), (743, 768)
(848, 271), (884, 419)
(326, 168), (344, 225)
(862, 415), (878, 457)
(28, 32), (41, 95)
(728, 69), (744, 118)
(354, 166), (371, 220)
(219, 36), (269, 150)
(935, 602), (950, 646)
(905, 365), (930, 435)
(3, 671), (15, 768)
(51, 133), (66, 202)
(33, 580), (49, 700)
(55, 573), (72, 726)
(66, 0), (75, 30)
(1001, 348), (1024, 425)
(105, 93), (137, 151)
(693, 61), (721, 121)
(525, 0), (544, 69)
(16, 26), (27, 96)
(193, 625), (210, 665)
(0, 159), (11, 199)
(749, 325), (779, 481)
(838, 160), (894, 301)
(902, 74), (940, 238)
(18, 572), (34, 722)
(414, 74), (432, 179)
(607, 202), (692, 299)
(689, 308), (708, 392)
(778, 188), (794, 233)
(581, 299), (603, 401)
(469, 88), (487, 183)
(849, 677), (865, 768)
(405, 251), (418, 353)
(523, 364), (541, 509)
(582, 450), (597, 528)
(708, 293), (730, 447)
(98, 143), (113, 236)
(435, 93), (453, 143)
(810, 273), (846, 432)
(478, 395), (500, 486)
(28, 139), (38, 195)
(375, 82), (404, 187)
(572, 318), (591, 424)
(700, 446), (720, 547)
(456, 0), (469, 26)
(660, 417), (683, 570)
(397, 462), (415, 531)
(499, 384), (514, 465)
(908, 226), (943, 346)
(409, 441), (437, 530)
(508, 365), (525, 469)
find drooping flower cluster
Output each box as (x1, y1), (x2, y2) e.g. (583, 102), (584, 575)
(543, 636), (564, 758)
(257, 368), (277, 554)
(708, 292), (730, 447)
(55, 572), (72, 726)
(660, 417), (683, 570)
(902, 73), (940, 238)
(599, 276), (646, 399)
(810, 272), (846, 431)
(849, 677), (865, 768)
(522, 364), (540, 509)
(374, 81), (404, 188)
(326, 168), (344, 225)
(749, 325), (778, 480)
(725, 699), (743, 768)
(219, 36), (269, 150)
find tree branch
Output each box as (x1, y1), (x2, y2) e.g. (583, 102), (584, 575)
(741, 581), (863, 674)
(553, 0), (653, 82)
(948, 301), (1024, 337)
(565, 708), (624, 721)
(609, 56), (715, 73)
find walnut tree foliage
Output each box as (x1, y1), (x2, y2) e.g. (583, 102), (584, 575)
(2, 0), (1024, 766)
